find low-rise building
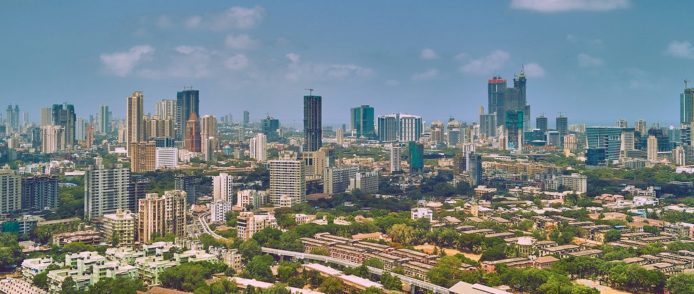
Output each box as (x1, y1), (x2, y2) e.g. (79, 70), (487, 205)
(102, 209), (136, 246)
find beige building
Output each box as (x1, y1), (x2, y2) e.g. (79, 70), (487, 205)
(129, 141), (156, 173)
(237, 212), (277, 240)
(40, 125), (64, 154)
(0, 168), (21, 214)
(102, 209), (136, 246)
(137, 190), (187, 244)
(268, 159), (305, 206)
(127, 91), (145, 158)
(647, 135), (658, 162)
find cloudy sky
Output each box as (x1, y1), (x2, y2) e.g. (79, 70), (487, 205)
(2, 0), (693, 127)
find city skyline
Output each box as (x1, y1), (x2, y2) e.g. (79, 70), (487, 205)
(3, 1), (694, 126)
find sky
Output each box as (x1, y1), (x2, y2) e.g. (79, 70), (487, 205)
(2, 0), (694, 128)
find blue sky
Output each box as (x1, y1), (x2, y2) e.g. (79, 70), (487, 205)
(2, 0), (694, 128)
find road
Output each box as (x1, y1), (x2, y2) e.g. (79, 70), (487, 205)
(197, 212), (227, 240)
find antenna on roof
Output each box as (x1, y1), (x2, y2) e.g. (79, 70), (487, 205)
(305, 88), (314, 96)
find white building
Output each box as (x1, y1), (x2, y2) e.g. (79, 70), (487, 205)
(155, 147), (178, 169)
(558, 173), (588, 194)
(236, 190), (267, 209)
(249, 133), (267, 162)
(390, 143), (401, 172)
(212, 173), (234, 202)
(349, 171), (379, 194)
(209, 200), (233, 223)
(237, 212), (278, 240)
(40, 125), (64, 154)
(411, 207), (433, 221)
(84, 166), (131, 221)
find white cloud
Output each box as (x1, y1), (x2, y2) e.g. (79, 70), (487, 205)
(420, 48), (438, 60)
(411, 69), (439, 80)
(523, 63), (546, 77)
(284, 53), (374, 82)
(577, 53), (604, 67)
(139, 46), (212, 79)
(187, 6), (265, 30)
(460, 50), (510, 75)
(225, 34), (258, 50)
(666, 41), (694, 60)
(224, 54), (249, 70)
(511, 0), (630, 12)
(99, 45), (154, 77)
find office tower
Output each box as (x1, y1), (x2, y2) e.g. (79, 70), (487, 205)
(261, 116), (280, 142)
(681, 87), (694, 125)
(243, 110), (250, 127)
(350, 105), (376, 139)
(647, 135), (658, 162)
(447, 119), (461, 146)
(126, 91), (145, 159)
(84, 166), (131, 220)
(647, 127), (672, 152)
(137, 190), (187, 244)
(249, 133), (267, 162)
(390, 143), (401, 172)
(620, 128), (636, 155)
(175, 174), (204, 205)
(236, 190), (268, 209)
(0, 168), (21, 214)
(4, 105), (19, 134)
(184, 113), (201, 152)
(75, 117), (87, 141)
(586, 127), (622, 162)
(635, 120), (647, 135)
(504, 110), (524, 151)
(102, 209), (135, 246)
(546, 131), (561, 146)
(468, 153), (483, 186)
(99, 105), (112, 134)
(487, 71), (530, 129)
(21, 176), (58, 211)
(335, 128), (344, 145)
(556, 115), (568, 137)
(268, 159), (305, 206)
(479, 106), (497, 138)
(212, 173), (234, 202)
(408, 141), (424, 172)
(155, 147), (178, 170)
(40, 125), (64, 154)
(303, 94), (322, 152)
(129, 141), (156, 173)
(237, 212), (277, 240)
(29, 127), (41, 149)
(348, 171), (379, 194)
(377, 113), (423, 142)
(617, 119), (628, 128)
(430, 120), (444, 145)
(155, 99), (176, 120)
(40, 107), (52, 127)
(51, 103), (76, 147)
(176, 89), (200, 140)
(536, 115), (548, 132)
(323, 166), (359, 195)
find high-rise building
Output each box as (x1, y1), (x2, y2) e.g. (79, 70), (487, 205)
(335, 128), (344, 145)
(505, 110), (524, 151)
(586, 127), (622, 162)
(617, 119), (628, 128)
(620, 128), (636, 155)
(323, 166), (359, 195)
(40, 125), (64, 154)
(348, 171), (379, 194)
(210, 200), (232, 223)
(51, 103), (76, 147)
(563, 134), (577, 153)
(647, 135), (658, 162)
(446, 119), (461, 146)
(40, 107), (52, 127)
(200, 115), (217, 150)
(681, 87), (694, 125)
(236, 190), (267, 209)
(303, 94), (322, 152)
(260, 116), (280, 142)
(408, 141), (424, 172)
(268, 159), (305, 206)
(21, 176), (58, 211)
(184, 113), (201, 152)
(99, 105), (112, 134)
(155, 147), (178, 170)
(75, 117), (87, 142)
(137, 191), (187, 244)
(536, 115), (548, 133)
(243, 110), (250, 127)
(635, 120), (647, 135)
(146, 116), (175, 139)
(468, 153), (483, 186)
(301, 147), (332, 180)
(488, 72), (530, 129)
(175, 174), (204, 205)
(84, 166), (131, 220)
(212, 173), (234, 202)
(4, 105), (19, 134)
(556, 115), (568, 147)
(126, 91), (145, 158)
(102, 209), (135, 246)
(479, 106), (497, 138)
(0, 168), (21, 214)
(350, 105), (376, 139)
(377, 113), (422, 142)
(430, 120), (444, 145)
(390, 143), (401, 172)
(129, 141), (156, 173)
(176, 89), (200, 140)
(155, 99), (176, 120)
(249, 133), (267, 162)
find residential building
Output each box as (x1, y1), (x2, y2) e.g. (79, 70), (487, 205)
(51, 103), (76, 148)
(129, 141), (155, 173)
(137, 191), (187, 244)
(304, 94), (322, 152)
(102, 209), (136, 246)
(21, 175), (58, 211)
(408, 141), (424, 172)
(390, 143), (401, 172)
(237, 212), (277, 240)
(236, 190), (267, 209)
(378, 113), (422, 142)
(40, 125), (64, 153)
(411, 207), (433, 221)
(324, 166), (359, 195)
(0, 168), (21, 214)
(176, 89), (199, 141)
(348, 171), (379, 194)
(155, 147), (178, 169)
(84, 166), (131, 220)
(212, 173), (233, 202)
(184, 112), (201, 152)
(126, 91), (145, 158)
(268, 159), (305, 206)
(249, 133), (267, 162)
(209, 200), (232, 223)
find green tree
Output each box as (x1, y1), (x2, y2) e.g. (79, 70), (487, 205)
(667, 273), (694, 294)
(238, 239), (261, 260)
(603, 230), (621, 242)
(243, 255), (274, 282)
(88, 277), (145, 294)
(159, 262), (219, 292)
(0, 233), (23, 270)
(363, 287), (384, 294)
(193, 279), (238, 294)
(427, 256), (463, 287)
(319, 277), (344, 294)
(381, 272), (402, 290)
(277, 262), (300, 282)
(387, 224), (418, 245)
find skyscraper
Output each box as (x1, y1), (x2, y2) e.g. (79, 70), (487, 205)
(350, 105), (376, 139)
(261, 116), (280, 142)
(505, 110), (524, 151)
(479, 106), (496, 138)
(586, 126), (622, 162)
(40, 125), (64, 154)
(99, 105), (112, 134)
(430, 120), (444, 145)
(155, 99), (176, 120)
(681, 87), (694, 125)
(556, 115), (568, 146)
(84, 166), (131, 220)
(408, 141), (424, 172)
(647, 135), (658, 162)
(52, 103), (76, 147)
(487, 71), (530, 129)
(4, 105), (19, 134)
(40, 107), (52, 127)
(184, 113), (201, 152)
(377, 113), (422, 142)
(268, 158), (305, 206)
(126, 91), (145, 157)
(536, 115), (548, 132)
(303, 94), (322, 152)
(250, 133), (267, 162)
(176, 89), (200, 140)
(200, 115), (217, 156)
(243, 110), (250, 127)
